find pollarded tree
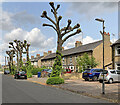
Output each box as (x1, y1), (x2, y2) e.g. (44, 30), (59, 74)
(41, 2), (81, 52)
(23, 40), (30, 62)
(9, 41), (19, 71)
(6, 50), (15, 73)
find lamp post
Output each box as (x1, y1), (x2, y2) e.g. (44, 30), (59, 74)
(95, 18), (105, 94)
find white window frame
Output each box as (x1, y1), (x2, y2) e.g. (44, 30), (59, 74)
(115, 45), (120, 56)
(115, 63), (120, 70)
(70, 56), (72, 63)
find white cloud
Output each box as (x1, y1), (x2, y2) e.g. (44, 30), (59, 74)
(1, 9), (40, 31)
(63, 35), (99, 49)
(66, 2), (118, 20)
(0, 10), (15, 31)
(3, 27), (54, 54)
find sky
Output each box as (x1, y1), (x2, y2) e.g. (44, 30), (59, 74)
(0, 1), (119, 65)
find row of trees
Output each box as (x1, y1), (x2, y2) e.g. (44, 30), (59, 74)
(6, 40), (30, 74)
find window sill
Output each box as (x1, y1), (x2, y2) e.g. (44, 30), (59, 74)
(115, 55), (120, 57)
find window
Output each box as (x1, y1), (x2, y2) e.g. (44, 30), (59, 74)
(110, 71), (116, 74)
(117, 70), (120, 74)
(75, 56), (77, 60)
(70, 56), (72, 63)
(117, 64), (120, 70)
(62, 57), (65, 64)
(116, 46), (120, 55)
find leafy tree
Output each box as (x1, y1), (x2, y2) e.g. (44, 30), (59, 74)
(76, 53), (98, 73)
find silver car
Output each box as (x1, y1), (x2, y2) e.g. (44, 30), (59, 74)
(99, 70), (120, 84)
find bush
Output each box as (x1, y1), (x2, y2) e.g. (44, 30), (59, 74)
(31, 68), (46, 75)
(27, 72), (32, 78)
(46, 77), (64, 85)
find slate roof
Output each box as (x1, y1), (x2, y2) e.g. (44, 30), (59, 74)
(111, 38), (120, 46)
(30, 56), (44, 62)
(42, 40), (103, 60)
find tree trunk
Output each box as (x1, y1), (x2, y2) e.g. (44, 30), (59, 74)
(17, 51), (19, 71)
(27, 47), (29, 62)
(57, 36), (62, 52)
(20, 51), (22, 68)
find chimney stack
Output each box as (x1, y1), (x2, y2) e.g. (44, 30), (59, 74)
(43, 52), (48, 57)
(104, 32), (110, 42)
(75, 41), (82, 47)
(31, 56), (34, 59)
(62, 47), (64, 51)
(23, 58), (26, 63)
(36, 54), (40, 58)
(48, 51), (52, 54)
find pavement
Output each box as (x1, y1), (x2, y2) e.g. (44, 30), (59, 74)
(2, 74), (112, 103)
(28, 75), (120, 103)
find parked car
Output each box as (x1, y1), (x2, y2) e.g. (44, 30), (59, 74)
(4, 70), (10, 74)
(63, 68), (73, 73)
(41, 69), (52, 77)
(47, 69), (52, 77)
(82, 69), (103, 81)
(14, 71), (27, 79)
(99, 69), (120, 84)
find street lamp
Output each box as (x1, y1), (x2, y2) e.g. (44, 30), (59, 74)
(95, 18), (105, 94)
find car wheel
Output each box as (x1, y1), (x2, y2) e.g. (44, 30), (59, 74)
(14, 76), (16, 79)
(92, 76), (98, 81)
(99, 80), (103, 83)
(85, 79), (88, 81)
(108, 78), (113, 84)
(25, 77), (27, 79)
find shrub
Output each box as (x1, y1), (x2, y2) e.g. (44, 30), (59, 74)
(46, 77), (64, 85)
(27, 72), (32, 78)
(31, 68), (46, 75)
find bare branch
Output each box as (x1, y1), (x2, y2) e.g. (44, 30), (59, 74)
(43, 23), (57, 32)
(57, 16), (62, 26)
(62, 28), (81, 44)
(56, 4), (60, 11)
(100, 31), (103, 35)
(49, 2), (55, 11)
(41, 11), (56, 26)
(61, 23), (80, 36)
(65, 20), (71, 32)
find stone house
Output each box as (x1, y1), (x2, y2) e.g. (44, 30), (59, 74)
(30, 54), (43, 67)
(41, 32), (112, 72)
(111, 38), (120, 70)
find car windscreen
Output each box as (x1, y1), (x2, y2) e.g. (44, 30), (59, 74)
(84, 69), (91, 72)
(102, 70), (108, 74)
(19, 71), (26, 74)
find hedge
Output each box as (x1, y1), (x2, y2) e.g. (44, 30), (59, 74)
(46, 77), (64, 85)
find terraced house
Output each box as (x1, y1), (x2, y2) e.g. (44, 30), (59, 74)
(41, 32), (112, 72)
(111, 38), (120, 70)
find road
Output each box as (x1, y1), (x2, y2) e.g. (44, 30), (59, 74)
(2, 74), (112, 103)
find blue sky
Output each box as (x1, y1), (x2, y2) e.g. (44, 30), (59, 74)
(0, 2), (119, 65)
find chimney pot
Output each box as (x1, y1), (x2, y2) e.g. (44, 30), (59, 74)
(48, 51), (52, 54)
(31, 56), (34, 59)
(75, 41), (82, 47)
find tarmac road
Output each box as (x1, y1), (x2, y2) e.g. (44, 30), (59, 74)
(2, 74), (112, 103)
